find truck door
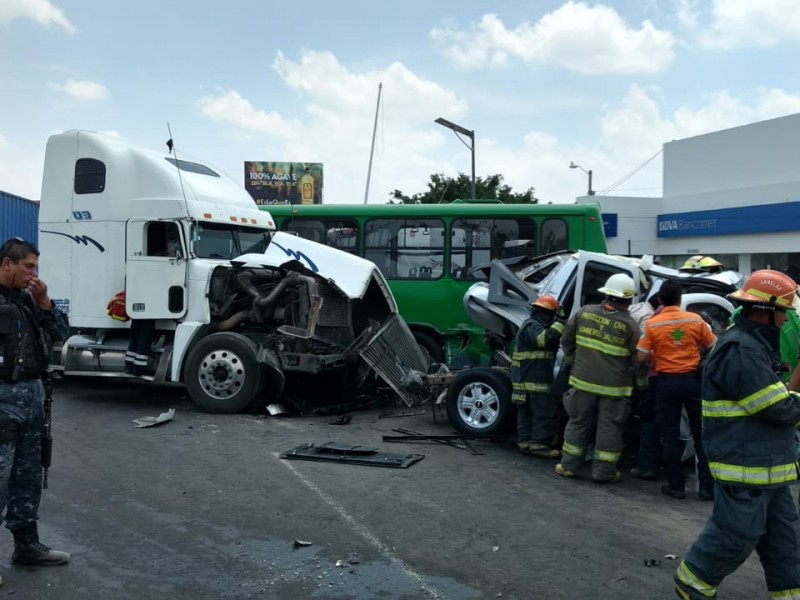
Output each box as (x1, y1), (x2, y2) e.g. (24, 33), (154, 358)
(125, 219), (188, 319)
(571, 251), (641, 317)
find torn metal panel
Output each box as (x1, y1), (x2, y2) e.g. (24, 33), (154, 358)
(358, 314), (429, 407)
(279, 442), (424, 468)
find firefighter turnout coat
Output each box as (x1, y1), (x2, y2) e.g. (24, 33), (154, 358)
(562, 303), (640, 398)
(702, 313), (800, 487)
(510, 312), (565, 402)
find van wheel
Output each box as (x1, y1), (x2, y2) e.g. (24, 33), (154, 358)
(413, 330), (444, 365)
(184, 332), (263, 413)
(445, 368), (512, 435)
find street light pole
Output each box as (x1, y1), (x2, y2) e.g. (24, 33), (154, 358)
(569, 161), (595, 196)
(435, 117), (476, 200)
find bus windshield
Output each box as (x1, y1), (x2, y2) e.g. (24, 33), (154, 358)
(192, 222), (271, 259)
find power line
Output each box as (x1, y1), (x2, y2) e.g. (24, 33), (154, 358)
(597, 148), (663, 196)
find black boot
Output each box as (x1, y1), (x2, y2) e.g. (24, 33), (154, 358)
(11, 523), (69, 566)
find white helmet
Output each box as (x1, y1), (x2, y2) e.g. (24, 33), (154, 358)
(598, 273), (636, 299)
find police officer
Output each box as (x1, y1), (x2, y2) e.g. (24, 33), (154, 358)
(510, 294), (565, 458)
(556, 273), (643, 483)
(0, 238), (70, 572)
(675, 270), (800, 599)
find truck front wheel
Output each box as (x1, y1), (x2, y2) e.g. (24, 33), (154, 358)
(184, 332), (263, 413)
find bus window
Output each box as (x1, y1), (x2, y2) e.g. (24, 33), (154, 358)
(282, 220), (325, 244)
(452, 217), (537, 279)
(326, 224), (359, 254)
(365, 218), (445, 279)
(541, 218), (568, 254)
(281, 218), (360, 255)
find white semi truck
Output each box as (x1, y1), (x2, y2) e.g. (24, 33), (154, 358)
(37, 130), (428, 413)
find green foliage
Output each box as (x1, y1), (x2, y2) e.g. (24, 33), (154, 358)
(389, 173), (538, 204)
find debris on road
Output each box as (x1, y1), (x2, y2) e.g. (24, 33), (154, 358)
(280, 442), (424, 468)
(293, 539), (313, 548)
(131, 408), (176, 428)
(643, 559), (662, 567)
(665, 553), (679, 560)
(266, 404), (289, 416)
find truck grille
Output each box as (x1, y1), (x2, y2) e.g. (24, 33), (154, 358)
(359, 314), (429, 407)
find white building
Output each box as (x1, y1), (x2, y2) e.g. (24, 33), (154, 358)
(579, 112), (800, 279)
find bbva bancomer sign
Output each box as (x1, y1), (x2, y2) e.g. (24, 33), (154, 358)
(657, 201), (800, 238)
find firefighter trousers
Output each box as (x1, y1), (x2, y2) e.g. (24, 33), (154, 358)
(516, 392), (559, 446)
(561, 389), (631, 482)
(676, 483), (800, 598)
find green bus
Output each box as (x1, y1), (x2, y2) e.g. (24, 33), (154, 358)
(262, 201), (607, 366)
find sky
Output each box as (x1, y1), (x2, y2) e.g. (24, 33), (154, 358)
(2, 0), (800, 205)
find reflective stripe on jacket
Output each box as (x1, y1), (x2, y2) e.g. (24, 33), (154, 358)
(510, 313), (564, 399)
(561, 303), (640, 398)
(701, 313), (800, 488)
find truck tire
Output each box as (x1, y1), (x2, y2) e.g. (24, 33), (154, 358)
(445, 367), (512, 435)
(413, 330), (444, 365)
(184, 332), (264, 414)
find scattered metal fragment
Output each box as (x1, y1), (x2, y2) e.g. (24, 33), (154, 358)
(266, 404), (289, 416)
(280, 442), (424, 468)
(293, 539), (313, 548)
(664, 553), (679, 560)
(378, 410), (426, 419)
(643, 559), (662, 567)
(131, 407), (175, 428)
(335, 560), (345, 567)
(382, 430), (505, 455)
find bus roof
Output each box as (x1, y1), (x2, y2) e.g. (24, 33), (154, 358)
(262, 202), (603, 218)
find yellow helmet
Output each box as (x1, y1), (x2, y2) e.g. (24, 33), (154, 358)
(679, 255), (724, 273)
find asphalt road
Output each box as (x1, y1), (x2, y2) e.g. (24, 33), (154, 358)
(0, 378), (778, 599)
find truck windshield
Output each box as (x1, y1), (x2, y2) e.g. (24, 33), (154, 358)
(193, 222), (271, 259)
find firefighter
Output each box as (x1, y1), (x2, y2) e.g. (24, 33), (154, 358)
(678, 255), (725, 274)
(555, 273), (643, 483)
(675, 270), (800, 600)
(510, 294), (565, 458)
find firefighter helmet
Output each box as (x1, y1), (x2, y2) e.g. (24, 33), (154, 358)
(729, 270), (798, 310)
(679, 255), (724, 273)
(598, 273), (636, 299)
(532, 294), (560, 312)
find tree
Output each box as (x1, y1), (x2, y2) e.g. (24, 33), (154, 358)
(389, 173), (538, 204)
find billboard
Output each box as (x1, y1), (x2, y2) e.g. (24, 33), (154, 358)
(244, 162), (324, 205)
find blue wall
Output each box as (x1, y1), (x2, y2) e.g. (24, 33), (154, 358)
(0, 190), (39, 246)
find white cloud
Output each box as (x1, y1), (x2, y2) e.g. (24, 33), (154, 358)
(194, 48), (800, 205)
(198, 50), (468, 203)
(0, 0), (76, 34)
(48, 79), (108, 100)
(699, 0), (800, 49)
(430, 3), (675, 75)
(672, 0), (700, 29)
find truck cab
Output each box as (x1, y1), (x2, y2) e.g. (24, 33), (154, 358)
(38, 130), (427, 413)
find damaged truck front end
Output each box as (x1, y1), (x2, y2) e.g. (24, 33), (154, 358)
(182, 232), (429, 413)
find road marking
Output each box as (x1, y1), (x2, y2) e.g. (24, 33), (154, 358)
(275, 453), (447, 599)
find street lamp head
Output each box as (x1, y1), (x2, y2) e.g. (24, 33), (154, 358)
(569, 161), (578, 169)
